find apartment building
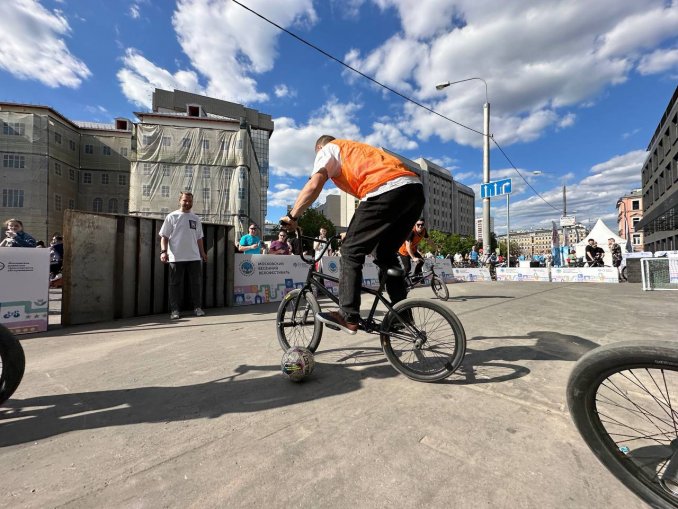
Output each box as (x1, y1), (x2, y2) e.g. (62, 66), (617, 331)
(502, 225), (589, 257)
(637, 85), (678, 252)
(616, 189), (644, 251)
(0, 102), (131, 240)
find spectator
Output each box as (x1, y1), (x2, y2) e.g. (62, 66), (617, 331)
(238, 224), (264, 254)
(36, 240), (46, 248)
(469, 245), (479, 266)
(269, 230), (292, 255)
(0, 218), (36, 248)
(159, 192), (208, 320)
(49, 234), (64, 280)
(585, 239), (596, 266)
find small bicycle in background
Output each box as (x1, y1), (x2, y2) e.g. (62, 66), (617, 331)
(404, 258), (449, 301)
(567, 340), (678, 508)
(276, 230), (466, 382)
(0, 324), (25, 405)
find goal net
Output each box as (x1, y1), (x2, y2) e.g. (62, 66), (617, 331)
(641, 257), (678, 291)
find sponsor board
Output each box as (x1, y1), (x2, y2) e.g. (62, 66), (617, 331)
(496, 267), (551, 282)
(0, 248), (50, 334)
(450, 268), (492, 282)
(550, 267), (619, 283)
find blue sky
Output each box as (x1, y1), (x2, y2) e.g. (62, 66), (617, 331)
(2, 0), (678, 233)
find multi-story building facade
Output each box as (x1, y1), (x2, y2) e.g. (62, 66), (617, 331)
(637, 85), (678, 252)
(616, 189), (644, 251)
(0, 102), (132, 240)
(316, 193), (358, 232)
(501, 225), (589, 257)
(475, 216), (495, 241)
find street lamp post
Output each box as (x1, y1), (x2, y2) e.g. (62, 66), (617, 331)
(436, 78), (491, 254)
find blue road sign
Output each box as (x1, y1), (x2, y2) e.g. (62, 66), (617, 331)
(480, 178), (512, 199)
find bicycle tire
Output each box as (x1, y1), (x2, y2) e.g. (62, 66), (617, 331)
(621, 266), (628, 281)
(380, 298), (466, 382)
(0, 324), (25, 405)
(566, 340), (678, 509)
(276, 289), (323, 353)
(430, 275), (449, 301)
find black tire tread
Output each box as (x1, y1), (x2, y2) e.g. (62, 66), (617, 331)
(0, 324), (25, 405)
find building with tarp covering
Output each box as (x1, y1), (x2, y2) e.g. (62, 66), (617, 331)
(131, 89), (273, 238)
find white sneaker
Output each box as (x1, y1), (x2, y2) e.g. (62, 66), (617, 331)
(170, 310), (180, 320)
(194, 308), (205, 317)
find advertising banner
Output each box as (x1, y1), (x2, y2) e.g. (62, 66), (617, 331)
(496, 267), (551, 282)
(0, 248), (50, 334)
(550, 267), (619, 283)
(450, 268), (492, 282)
(233, 254), (383, 306)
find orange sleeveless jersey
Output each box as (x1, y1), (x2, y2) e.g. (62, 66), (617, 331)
(329, 139), (417, 199)
(398, 228), (427, 257)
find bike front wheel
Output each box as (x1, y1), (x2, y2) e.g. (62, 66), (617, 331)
(0, 324), (25, 405)
(430, 275), (449, 300)
(380, 299), (466, 382)
(567, 340), (678, 509)
(276, 289), (323, 353)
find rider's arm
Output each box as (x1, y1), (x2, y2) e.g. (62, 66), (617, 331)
(287, 170), (329, 220)
(406, 241), (418, 259)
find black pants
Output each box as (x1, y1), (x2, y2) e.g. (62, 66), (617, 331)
(169, 260), (202, 312)
(398, 254), (424, 279)
(339, 184), (425, 322)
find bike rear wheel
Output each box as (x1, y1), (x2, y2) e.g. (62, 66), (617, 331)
(380, 298), (466, 382)
(567, 341), (678, 508)
(276, 289), (323, 353)
(430, 275), (449, 301)
(0, 324), (25, 405)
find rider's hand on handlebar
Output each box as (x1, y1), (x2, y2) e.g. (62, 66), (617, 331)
(279, 214), (298, 232)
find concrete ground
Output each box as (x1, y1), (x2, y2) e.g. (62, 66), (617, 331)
(1, 281), (676, 508)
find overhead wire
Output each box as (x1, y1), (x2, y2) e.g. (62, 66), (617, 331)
(231, 0), (562, 213)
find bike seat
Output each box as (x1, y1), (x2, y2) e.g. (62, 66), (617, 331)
(387, 267), (405, 278)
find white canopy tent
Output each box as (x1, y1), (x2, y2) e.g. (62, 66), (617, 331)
(574, 219), (629, 265)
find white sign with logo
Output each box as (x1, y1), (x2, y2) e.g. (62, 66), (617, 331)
(0, 248), (50, 334)
(550, 267), (619, 283)
(450, 268), (492, 282)
(496, 267), (551, 282)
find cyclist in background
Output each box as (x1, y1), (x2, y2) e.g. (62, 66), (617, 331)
(280, 135), (424, 335)
(398, 219), (428, 283)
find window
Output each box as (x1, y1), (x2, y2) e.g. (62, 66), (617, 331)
(108, 198), (118, 213)
(121, 147), (128, 157)
(3, 122), (25, 135)
(55, 132), (62, 144)
(182, 138), (191, 148)
(69, 140), (76, 151)
(69, 169), (76, 181)
(143, 162), (152, 175)
(202, 167), (210, 178)
(54, 162), (62, 176)
(3, 154), (25, 168)
(162, 164), (171, 176)
(238, 188), (246, 199)
(118, 174), (127, 185)
(632, 200), (640, 210)
(162, 136), (171, 147)
(2, 189), (24, 207)
(142, 185), (151, 197)
(103, 146), (111, 156)
(161, 207), (169, 214)
(123, 200), (129, 214)
(101, 173), (109, 184)
(184, 166), (193, 178)
(632, 233), (642, 245)
(93, 198), (103, 212)
(632, 217), (641, 229)
(161, 185), (170, 198)
(68, 199), (75, 210)
(85, 144), (94, 154)
(55, 194), (62, 212)
(83, 172), (92, 184)
(143, 135), (152, 145)
(203, 188), (210, 200)
(201, 139), (209, 149)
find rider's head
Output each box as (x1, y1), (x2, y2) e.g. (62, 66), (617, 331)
(314, 135), (336, 153)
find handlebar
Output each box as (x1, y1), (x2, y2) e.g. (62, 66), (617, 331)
(279, 222), (340, 265)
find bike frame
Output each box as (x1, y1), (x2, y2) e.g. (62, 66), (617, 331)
(289, 232), (416, 337)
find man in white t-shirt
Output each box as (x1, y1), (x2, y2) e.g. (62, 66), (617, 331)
(159, 192), (208, 320)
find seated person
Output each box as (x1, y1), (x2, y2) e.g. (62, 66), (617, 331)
(397, 219), (428, 282)
(237, 224), (264, 254)
(1, 218), (36, 248)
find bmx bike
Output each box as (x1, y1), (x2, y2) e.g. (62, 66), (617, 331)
(0, 323), (25, 405)
(567, 340), (678, 508)
(276, 231), (466, 382)
(404, 258), (449, 301)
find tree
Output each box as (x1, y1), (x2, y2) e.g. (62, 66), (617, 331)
(292, 207), (337, 252)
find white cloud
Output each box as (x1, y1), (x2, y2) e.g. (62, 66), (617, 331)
(0, 0), (91, 88)
(274, 84), (296, 98)
(344, 0), (678, 148)
(117, 49), (203, 108)
(638, 47), (678, 75)
(267, 181), (340, 209)
(129, 4), (140, 19)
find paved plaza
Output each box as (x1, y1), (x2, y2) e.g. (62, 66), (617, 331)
(1, 281), (676, 508)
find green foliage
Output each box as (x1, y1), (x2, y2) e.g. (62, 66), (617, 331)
(418, 229), (478, 256)
(498, 239), (521, 257)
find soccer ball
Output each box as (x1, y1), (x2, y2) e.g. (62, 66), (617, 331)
(281, 346), (315, 382)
